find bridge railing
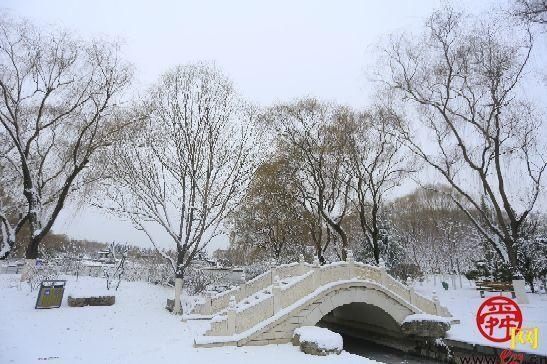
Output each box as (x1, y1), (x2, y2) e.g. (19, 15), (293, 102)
(236, 295), (274, 334)
(354, 262), (447, 316)
(318, 262), (350, 285)
(192, 259), (312, 316)
(277, 270), (315, 309)
(354, 262), (383, 281)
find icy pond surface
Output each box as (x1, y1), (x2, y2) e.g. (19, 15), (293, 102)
(342, 335), (441, 364)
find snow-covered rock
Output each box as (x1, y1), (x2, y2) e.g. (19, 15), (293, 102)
(67, 295), (115, 307)
(292, 326), (343, 356)
(401, 314), (451, 337)
(402, 313), (452, 325)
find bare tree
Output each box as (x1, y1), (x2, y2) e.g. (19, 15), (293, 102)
(513, 0), (547, 25)
(391, 186), (481, 276)
(265, 99), (352, 263)
(103, 63), (256, 313)
(103, 242), (129, 291)
(0, 158), (21, 257)
(379, 8), (547, 274)
(345, 106), (413, 264)
(230, 155), (310, 263)
(0, 15), (132, 265)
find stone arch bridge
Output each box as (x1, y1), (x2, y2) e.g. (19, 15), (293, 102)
(192, 252), (452, 347)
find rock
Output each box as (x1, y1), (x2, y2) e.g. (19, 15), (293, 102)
(67, 296), (115, 307)
(299, 340), (342, 356)
(166, 298), (175, 312)
(292, 326), (342, 356)
(401, 314), (451, 338)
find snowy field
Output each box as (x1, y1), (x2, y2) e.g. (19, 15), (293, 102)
(414, 276), (547, 356)
(1, 274), (546, 363)
(0, 274), (379, 364)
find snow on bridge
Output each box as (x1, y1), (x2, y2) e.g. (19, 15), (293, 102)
(192, 251), (453, 347)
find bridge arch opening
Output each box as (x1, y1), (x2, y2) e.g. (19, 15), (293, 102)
(316, 302), (403, 343)
(315, 303), (437, 363)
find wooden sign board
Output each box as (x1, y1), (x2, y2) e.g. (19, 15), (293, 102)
(35, 280), (66, 309)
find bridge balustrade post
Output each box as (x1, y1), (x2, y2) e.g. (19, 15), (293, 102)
(312, 256), (321, 287)
(407, 277), (415, 305)
(270, 258), (277, 285)
(227, 296), (236, 335)
(299, 254), (306, 275)
(378, 258), (387, 286)
(272, 275), (281, 314)
(203, 291), (214, 315)
(347, 250), (355, 279)
(432, 290), (441, 315)
(239, 272), (247, 299)
(239, 284), (246, 301)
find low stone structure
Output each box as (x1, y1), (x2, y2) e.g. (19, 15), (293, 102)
(166, 298), (175, 312)
(292, 327), (342, 356)
(400, 314), (451, 337)
(67, 295), (115, 307)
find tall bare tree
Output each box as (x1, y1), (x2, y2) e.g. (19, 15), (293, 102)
(0, 16), (132, 264)
(229, 155), (310, 263)
(264, 99), (352, 263)
(380, 8), (546, 274)
(390, 186), (481, 275)
(103, 63), (256, 313)
(513, 0), (547, 25)
(345, 106), (413, 264)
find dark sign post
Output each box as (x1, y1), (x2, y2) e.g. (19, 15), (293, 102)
(35, 280), (66, 309)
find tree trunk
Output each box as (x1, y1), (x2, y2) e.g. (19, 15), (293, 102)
(25, 237), (40, 259)
(20, 258), (36, 283)
(317, 249), (325, 265)
(372, 239), (380, 265)
(173, 249), (186, 314)
(505, 238), (520, 278)
(371, 226), (381, 265)
(173, 277), (183, 314)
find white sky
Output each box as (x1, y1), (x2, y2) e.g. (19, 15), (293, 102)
(3, 0), (545, 251)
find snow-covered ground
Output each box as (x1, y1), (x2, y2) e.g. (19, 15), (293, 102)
(1, 273), (545, 363)
(0, 274), (379, 364)
(414, 275), (547, 356)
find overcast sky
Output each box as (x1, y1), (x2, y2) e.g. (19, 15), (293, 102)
(3, 0), (544, 252)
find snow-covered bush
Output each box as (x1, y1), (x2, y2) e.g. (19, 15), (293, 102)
(142, 261), (173, 286)
(244, 262), (269, 280)
(183, 267), (219, 295)
(518, 237), (547, 293)
(103, 243), (129, 291)
(390, 262), (424, 282)
(26, 263), (60, 291)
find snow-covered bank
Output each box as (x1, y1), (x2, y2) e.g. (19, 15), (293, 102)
(0, 274), (379, 364)
(414, 276), (547, 356)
